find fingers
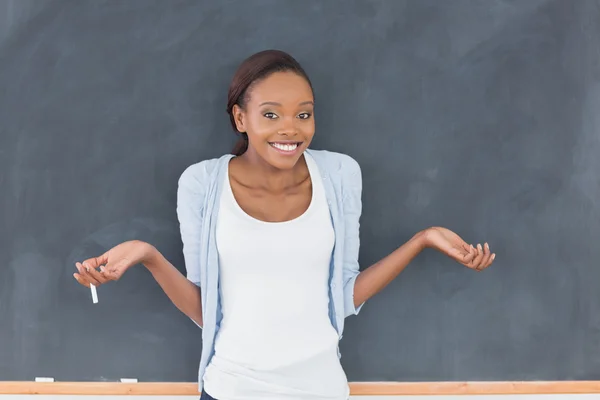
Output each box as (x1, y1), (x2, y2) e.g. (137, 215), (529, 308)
(461, 244), (475, 264)
(486, 247), (496, 268)
(81, 254), (108, 270)
(467, 242), (496, 271)
(74, 254), (108, 287)
(76, 262), (102, 286)
(73, 251), (124, 291)
(471, 243), (484, 270)
(73, 272), (90, 288)
(74, 258), (111, 288)
(477, 243), (493, 270)
(85, 261), (110, 284)
(471, 243), (485, 269)
(75, 262), (95, 286)
(99, 264), (121, 281)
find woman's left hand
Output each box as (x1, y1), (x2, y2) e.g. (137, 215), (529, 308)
(423, 227), (495, 271)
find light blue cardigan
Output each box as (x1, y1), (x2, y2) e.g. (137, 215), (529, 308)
(176, 149), (365, 392)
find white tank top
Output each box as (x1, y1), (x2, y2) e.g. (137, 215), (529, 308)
(203, 152), (349, 399)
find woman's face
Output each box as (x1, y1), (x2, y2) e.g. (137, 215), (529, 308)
(232, 71), (315, 170)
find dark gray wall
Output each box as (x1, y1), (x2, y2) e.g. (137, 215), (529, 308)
(2, 0), (600, 383)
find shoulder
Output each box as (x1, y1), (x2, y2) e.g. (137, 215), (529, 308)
(306, 148), (361, 173)
(306, 148), (361, 184)
(178, 153), (233, 193)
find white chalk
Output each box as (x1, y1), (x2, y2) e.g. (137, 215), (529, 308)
(35, 377), (54, 382)
(90, 283), (98, 304)
(120, 378), (138, 383)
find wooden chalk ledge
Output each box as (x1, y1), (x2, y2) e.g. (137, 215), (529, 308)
(3, 381), (600, 395)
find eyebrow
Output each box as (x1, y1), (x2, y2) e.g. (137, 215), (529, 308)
(259, 101), (314, 107)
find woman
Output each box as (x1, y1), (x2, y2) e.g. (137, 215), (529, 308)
(73, 50), (495, 400)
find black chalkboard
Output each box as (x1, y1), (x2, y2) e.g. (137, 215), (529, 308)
(2, 0), (600, 383)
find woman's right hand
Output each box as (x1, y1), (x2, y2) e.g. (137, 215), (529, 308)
(73, 240), (154, 288)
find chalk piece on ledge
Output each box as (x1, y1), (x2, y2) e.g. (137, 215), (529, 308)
(35, 377), (54, 382)
(120, 378), (138, 383)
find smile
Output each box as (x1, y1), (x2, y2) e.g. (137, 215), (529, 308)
(269, 142), (302, 154)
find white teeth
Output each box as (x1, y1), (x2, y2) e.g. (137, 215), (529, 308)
(272, 143), (298, 152)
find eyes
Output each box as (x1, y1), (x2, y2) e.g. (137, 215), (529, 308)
(263, 111), (312, 120)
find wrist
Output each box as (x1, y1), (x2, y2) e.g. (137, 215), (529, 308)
(413, 229), (431, 250)
(139, 242), (160, 270)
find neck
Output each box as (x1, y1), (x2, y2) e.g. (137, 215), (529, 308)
(237, 149), (307, 191)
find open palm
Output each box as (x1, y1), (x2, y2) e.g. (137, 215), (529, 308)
(425, 227), (495, 271)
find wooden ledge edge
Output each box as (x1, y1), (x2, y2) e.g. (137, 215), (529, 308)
(2, 381), (600, 395)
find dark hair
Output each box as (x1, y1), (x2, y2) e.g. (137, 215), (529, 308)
(227, 50), (313, 156)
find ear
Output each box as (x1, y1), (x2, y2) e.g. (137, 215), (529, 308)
(232, 104), (246, 133)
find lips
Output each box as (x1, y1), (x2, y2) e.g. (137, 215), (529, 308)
(270, 142), (299, 151)
(268, 142), (302, 155)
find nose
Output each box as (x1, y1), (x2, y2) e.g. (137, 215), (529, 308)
(278, 116), (298, 137)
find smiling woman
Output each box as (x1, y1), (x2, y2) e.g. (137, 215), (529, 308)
(226, 50), (315, 161)
(73, 49), (495, 400)
(231, 70), (315, 164)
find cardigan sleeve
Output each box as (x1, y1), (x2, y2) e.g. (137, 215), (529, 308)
(176, 163), (208, 287)
(341, 155), (365, 317)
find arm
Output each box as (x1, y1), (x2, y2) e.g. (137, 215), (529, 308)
(353, 229), (494, 308)
(74, 240), (204, 327)
(74, 163), (209, 328)
(143, 247), (203, 327)
(352, 231), (426, 307)
(339, 158), (495, 312)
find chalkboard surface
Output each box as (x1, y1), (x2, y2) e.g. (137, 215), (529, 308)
(2, 0), (600, 383)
